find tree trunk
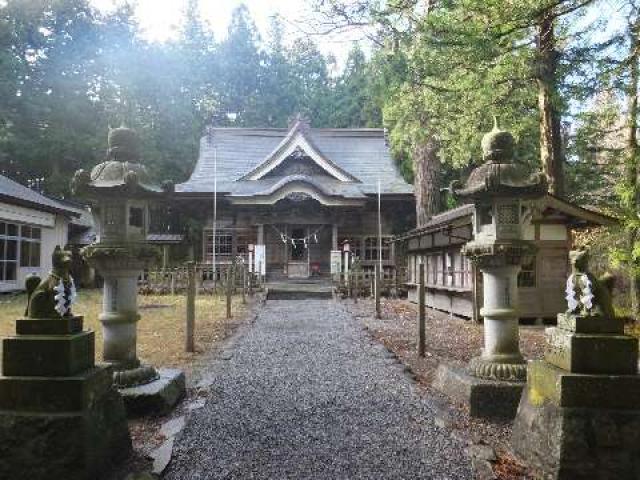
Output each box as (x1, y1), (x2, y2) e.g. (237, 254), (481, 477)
(625, 19), (640, 320)
(536, 9), (565, 197)
(413, 136), (440, 227)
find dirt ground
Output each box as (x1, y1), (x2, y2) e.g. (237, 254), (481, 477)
(345, 297), (547, 480)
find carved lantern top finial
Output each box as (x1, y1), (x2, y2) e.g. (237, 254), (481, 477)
(452, 119), (547, 201)
(107, 125), (140, 163)
(481, 116), (515, 163)
(71, 126), (171, 198)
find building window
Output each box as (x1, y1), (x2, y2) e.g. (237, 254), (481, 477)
(364, 237), (390, 261)
(20, 225), (41, 268)
(518, 256), (536, 288)
(205, 230), (233, 258)
(204, 228), (256, 263)
(0, 222), (19, 282)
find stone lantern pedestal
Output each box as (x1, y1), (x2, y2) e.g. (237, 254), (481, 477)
(73, 127), (185, 416)
(464, 243), (533, 383)
(433, 121), (547, 419)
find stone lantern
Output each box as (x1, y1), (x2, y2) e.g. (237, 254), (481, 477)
(434, 121), (546, 419)
(72, 126), (184, 414)
(454, 122), (547, 382)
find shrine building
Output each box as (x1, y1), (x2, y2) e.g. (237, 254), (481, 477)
(173, 117), (415, 279)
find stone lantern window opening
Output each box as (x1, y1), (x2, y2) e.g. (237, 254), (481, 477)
(478, 205), (492, 227)
(129, 206), (144, 229)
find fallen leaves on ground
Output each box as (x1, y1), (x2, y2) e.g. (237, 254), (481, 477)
(346, 297), (544, 480)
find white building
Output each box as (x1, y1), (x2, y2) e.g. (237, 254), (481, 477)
(0, 175), (80, 292)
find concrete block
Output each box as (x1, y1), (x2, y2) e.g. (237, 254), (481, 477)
(119, 368), (185, 416)
(0, 366), (113, 413)
(2, 331), (95, 377)
(512, 380), (640, 480)
(525, 360), (640, 409)
(545, 328), (638, 374)
(16, 316), (84, 335)
(432, 363), (524, 420)
(0, 369), (131, 480)
(557, 313), (624, 335)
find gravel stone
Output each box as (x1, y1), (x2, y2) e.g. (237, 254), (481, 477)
(165, 300), (472, 479)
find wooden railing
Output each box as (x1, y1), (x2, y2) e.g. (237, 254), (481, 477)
(139, 261), (263, 295)
(333, 266), (408, 299)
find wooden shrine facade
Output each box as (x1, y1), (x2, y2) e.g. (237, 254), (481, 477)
(173, 117), (415, 280)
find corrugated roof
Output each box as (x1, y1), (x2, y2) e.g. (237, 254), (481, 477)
(176, 128), (414, 196)
(0, 175), (79, 215)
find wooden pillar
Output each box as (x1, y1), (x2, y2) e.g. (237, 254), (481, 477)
(354, 265), (359, 304)
(332, 224), (338, 250)
(283, 224), (288, 275)
(418, 263), (426, 357)
(162, 245), (169, 270)
(226, 266), (233, 319)
(257, 224), (264, 244)
(185, 262), (196, 353)
(242, 264), (247, 304)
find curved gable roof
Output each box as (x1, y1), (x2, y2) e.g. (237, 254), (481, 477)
(176, 125), (413, 196)
(240, 120), (359, 182)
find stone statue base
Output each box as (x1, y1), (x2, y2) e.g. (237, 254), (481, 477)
(0, 317), (131, 480)
(511, 311), (640, 479)
(433, 363), (524, 420)
(512, 361), (640, 479)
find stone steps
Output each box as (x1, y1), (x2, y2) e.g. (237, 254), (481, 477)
(266, 281), (333, 300)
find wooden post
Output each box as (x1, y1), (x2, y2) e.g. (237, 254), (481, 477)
(226, 266), (233, 319)
(242, 264), (247, 304)
(170, 271), (176, 296)
(393, 268), (398, 299)
(375, 263), (381, 319)
(186, 262), (196, 353)
(418, 263), (426, 357)
(354, 267), (359, 304)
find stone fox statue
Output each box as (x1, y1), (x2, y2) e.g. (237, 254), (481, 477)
(565, 248), (615, 319)
(25, 246), (77, 319)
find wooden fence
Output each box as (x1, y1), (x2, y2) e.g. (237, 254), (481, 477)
(333, 266), (408, 299)
(139, 261), (262, 295)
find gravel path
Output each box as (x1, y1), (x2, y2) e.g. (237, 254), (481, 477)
(165, 299), (472, 480)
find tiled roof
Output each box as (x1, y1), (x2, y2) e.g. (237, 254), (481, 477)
(147, 233), (184, 243)
(228, 175), (367, 199)
(176, 128), (414, 197)
(0, 175), (79, 215)
(393, 204), (474, 241)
